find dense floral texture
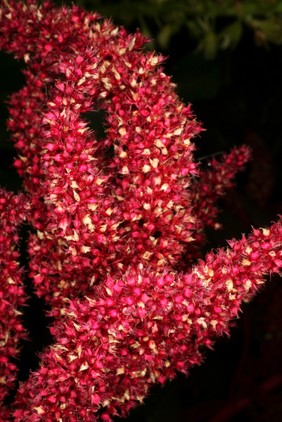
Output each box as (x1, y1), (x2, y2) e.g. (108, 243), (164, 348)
(0, 0), (281, 420)
(0, 190), (26, 403)
(13, 222), (282, 421)
(1, 0), (204, 307)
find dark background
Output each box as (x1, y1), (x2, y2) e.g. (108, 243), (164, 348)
(0, 1), (282, 421)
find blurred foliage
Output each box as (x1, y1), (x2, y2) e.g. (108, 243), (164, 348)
(55, 0), (282, 55)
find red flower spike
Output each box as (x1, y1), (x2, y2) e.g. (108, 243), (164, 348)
(180, 145), (252, 265)
(0, 0), (204, 309)
(0, 1), (281, 420)
(12, 221), (282, 421)
(191, 145), (252, 230)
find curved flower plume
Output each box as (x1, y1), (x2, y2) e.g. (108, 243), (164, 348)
(0, 0), (281, 420)
(1, 0), (203, 308)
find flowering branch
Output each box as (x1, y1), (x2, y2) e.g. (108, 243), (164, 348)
(13, 221), (282, 421)
(191, 145), (251, 231)
(0, 0), (281, 420)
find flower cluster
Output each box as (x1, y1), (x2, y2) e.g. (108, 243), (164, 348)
(13, 222), (282, 422)
(0, 190), (26, 406)
(0, 1), (281, 421)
